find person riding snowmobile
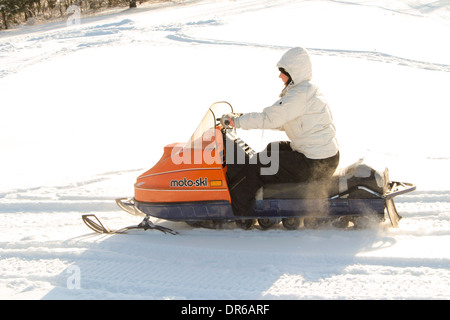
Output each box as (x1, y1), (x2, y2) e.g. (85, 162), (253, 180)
(222, 47), (340, 216)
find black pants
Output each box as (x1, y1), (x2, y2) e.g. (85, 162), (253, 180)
(227, 141), (339, 216)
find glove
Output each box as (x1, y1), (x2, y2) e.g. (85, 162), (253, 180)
(220, 113), (241, 128)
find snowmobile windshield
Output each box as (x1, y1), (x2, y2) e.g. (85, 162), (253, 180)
(184, 101), (233, 150)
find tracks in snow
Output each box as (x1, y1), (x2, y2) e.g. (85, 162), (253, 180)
(1, 0), (449, 80)
(165, 30), (450, 73)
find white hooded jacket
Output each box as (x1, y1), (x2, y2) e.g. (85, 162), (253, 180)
(235, 47), (339, 159)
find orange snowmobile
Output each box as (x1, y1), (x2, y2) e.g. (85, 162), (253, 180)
(83, 102), (415, 234)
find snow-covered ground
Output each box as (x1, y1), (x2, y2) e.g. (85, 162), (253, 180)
(0, 0), (449, 300)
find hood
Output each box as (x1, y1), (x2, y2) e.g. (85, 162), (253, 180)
(276, 47), (312, 84)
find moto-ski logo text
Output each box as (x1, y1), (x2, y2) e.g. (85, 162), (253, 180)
(170, 177), (208, 188)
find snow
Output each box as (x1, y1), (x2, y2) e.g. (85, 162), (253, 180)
(0, 0), (449, 300)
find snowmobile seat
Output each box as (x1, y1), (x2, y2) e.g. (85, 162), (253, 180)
(262, 160), (389, 200)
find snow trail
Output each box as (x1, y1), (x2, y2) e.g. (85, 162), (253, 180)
(166, 32), (450, 72)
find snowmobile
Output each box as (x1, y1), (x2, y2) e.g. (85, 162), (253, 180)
(82, 102), (416, 234)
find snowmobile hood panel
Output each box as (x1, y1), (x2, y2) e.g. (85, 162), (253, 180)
(134, 138), (230, 203)
(134, 102), (233, 204)
(276, 47), (312, 85)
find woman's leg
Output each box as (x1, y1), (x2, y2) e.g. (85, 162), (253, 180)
(307, 152), (340, 181)
(227, 141), (299, 215)
(227, 142), (339, 216)
(227, 158), (263, 216)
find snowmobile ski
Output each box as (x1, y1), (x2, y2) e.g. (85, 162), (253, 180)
(82, 214), (178, 235)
